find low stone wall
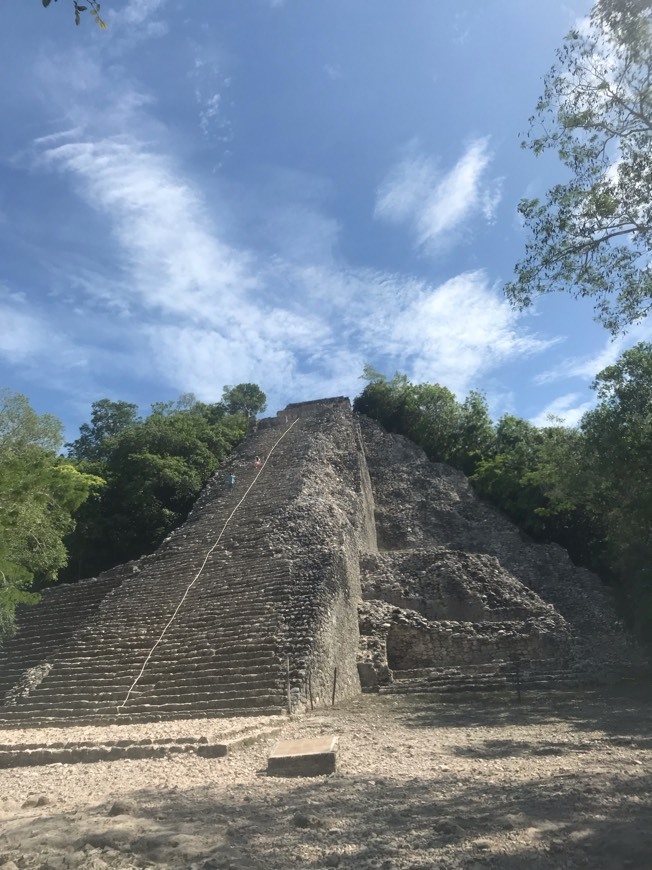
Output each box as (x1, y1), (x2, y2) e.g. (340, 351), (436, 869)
(357, 599), (570, 685)
(386, 618), (568, 671)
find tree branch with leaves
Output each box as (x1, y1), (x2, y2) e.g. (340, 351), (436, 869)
(41, 0), (107, 29)
(506, 0), (652, 334)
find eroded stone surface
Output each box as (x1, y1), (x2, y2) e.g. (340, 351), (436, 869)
(356, 416), (637, 690)
(268, 735), (338, 776)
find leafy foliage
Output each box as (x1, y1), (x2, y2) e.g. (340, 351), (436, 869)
(62, 384), (265, 580)
(66, 399), (141, 462)
(222, 383), (267, 418)
(41, 0), (107, 29)
(507, 0), (652, 333)
(0, 390), (101, 641)
(354, 369), (495, 476)
(559, 343), (652, 631)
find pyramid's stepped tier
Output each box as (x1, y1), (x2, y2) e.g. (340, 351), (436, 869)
(0, 399), (640, 724)
(0, 570), (127, 702)
(0, 398), (374, 725)
(358, 418), (634, 673)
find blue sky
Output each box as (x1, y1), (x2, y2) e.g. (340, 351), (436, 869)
(2, 0), (650, 438)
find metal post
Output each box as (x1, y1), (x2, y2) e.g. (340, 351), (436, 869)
(515, 658), (522, 704)
(332, 667), (337, 706)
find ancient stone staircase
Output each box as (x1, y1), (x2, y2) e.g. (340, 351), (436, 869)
(0, 410), (338, 725)
(0, 572), (125, 703)
(377, 659), (580, 697)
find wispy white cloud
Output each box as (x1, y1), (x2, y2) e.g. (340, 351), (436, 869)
(30, 121), (554, 408)
(534, 319), (652, 385)
(324, 63), (343, 80)
(277, 265), (555, 398)
(374, 139), (503, 254)
(188, 41), (233, 147)
(530, 392), (594, 427)
(19, 51), (554, 413)
(40, 137), (255, 322)
(121, 0), (168, 26)
(0, 300), (51, 364)
(111, 0), (169, 42)
(0, 288), (158, 401)
(374, 270), (556, 394)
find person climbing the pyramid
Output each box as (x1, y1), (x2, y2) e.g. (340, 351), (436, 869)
(254, 456), (262, 469)
(227, 472), (236, 489)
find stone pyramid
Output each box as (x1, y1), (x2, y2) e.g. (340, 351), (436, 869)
(0, 399), (633, 725)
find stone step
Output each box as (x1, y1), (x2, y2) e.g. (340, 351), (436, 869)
(25, 654), (282, 680)
(0, 725), (284, 768)
(59, 633), (279, 655)
(2, 656), (284, 690)
(2, 669), (279, 701)
(14, 676), (284, 702)
(391, 659), (571, 680)
(0, 705), (286, 728)
(392, 668), (576, 684)
(7, 616), (285, 648)
(1, 692), (286, 717)
(3, 687), (287, 710)
(46, 640), (280, 663)
(38, 669), (282, 691)
(13, 684), (284, 706)
(377, 673), (580, 695)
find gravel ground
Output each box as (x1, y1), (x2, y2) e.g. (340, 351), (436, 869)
(1, 685), (651, 870)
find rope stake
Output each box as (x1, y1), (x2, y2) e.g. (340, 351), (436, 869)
(117, 417), (300, 713)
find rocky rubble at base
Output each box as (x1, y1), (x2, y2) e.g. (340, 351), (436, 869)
(0, 688), (651, 870)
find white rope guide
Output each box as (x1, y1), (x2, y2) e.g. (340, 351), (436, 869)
(117, 416), (300, 713)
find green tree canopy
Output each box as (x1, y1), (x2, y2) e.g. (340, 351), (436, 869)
(354, 370), (494, 476)
(506, 0), (652, 333)
(63, 386), (263, 580)
(66, 399), (141, 462)
(222, 383), (267, 418)
(575, 343), (652, 630)
(0, 390), (101, 640)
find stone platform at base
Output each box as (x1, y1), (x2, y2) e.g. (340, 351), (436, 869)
(267, 735), (338, 776)
(0, 723), (283, 768)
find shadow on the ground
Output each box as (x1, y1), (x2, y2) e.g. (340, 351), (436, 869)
(4, 758), (652, 869)
(4, 686), (652, 870)
(390, 681), (652, 742)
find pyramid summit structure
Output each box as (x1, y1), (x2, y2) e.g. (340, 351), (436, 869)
(0, 399), (635, 726)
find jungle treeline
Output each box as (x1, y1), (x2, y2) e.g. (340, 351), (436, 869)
(355, 343), (652, 642)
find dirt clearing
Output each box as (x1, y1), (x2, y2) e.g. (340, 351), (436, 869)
(1, 686), (650, 869)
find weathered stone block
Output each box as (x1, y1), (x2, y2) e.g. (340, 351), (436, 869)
(267, 735), (338, 776)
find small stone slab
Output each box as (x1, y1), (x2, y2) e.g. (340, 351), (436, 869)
(267, 735), (338, 776)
